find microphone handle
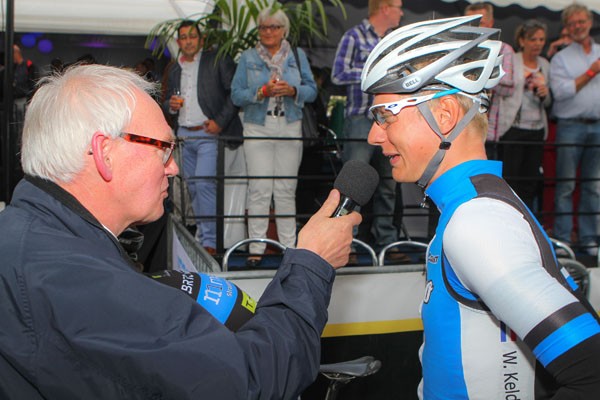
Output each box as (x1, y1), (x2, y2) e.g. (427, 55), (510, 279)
(331, 195), (359, 218)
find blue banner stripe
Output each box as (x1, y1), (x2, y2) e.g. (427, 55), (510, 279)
(196, 274), (237, 324)
(533, 314), (600, 367)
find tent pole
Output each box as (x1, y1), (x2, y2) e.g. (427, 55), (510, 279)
(2, 0), (15, 202)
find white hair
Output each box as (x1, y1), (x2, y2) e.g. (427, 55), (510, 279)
(21, 64), (158, 183)
(257, 7), (290, 38)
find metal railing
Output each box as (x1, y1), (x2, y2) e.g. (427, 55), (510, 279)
(164, 133), (600, 269)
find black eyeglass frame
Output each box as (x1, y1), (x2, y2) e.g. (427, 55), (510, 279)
(257, 25), (283, 32)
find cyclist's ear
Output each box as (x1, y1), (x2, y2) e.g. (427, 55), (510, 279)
(433, 95), (461, 137)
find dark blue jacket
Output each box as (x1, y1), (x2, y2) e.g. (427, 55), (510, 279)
(0, 177), (333, 399)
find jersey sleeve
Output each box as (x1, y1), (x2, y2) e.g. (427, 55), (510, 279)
(443, 197), (600, 397)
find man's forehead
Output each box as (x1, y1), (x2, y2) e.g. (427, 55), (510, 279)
(375, 93), (407, 100)
(130, 90), (173, 139)
(466, 9), (491, 23)
(179, 25), (199, 36)
(567, 11), (590, 22)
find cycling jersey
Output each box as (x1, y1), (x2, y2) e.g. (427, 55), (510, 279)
(418, 160), (600, 399)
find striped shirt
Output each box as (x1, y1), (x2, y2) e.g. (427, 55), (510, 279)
(331, 19), (380, 118)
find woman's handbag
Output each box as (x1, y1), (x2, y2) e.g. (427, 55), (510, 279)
(292, 47), (320, 147)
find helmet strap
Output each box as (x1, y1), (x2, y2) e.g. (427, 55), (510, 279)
(415, 99), (480, 188)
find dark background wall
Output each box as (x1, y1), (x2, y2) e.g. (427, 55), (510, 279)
(5, 33), (171, 78)
(6, 0), (600, 78)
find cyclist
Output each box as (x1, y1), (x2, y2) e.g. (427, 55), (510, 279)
(362, 15), (600, 399)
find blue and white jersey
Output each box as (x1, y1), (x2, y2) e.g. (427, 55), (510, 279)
(418, 160), (600, 399)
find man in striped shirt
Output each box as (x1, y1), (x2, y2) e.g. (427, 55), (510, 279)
(331, 0), (404, 254)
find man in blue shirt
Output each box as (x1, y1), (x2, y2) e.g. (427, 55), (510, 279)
(550, 3), (600, 257)
(331, 0), (404, 254)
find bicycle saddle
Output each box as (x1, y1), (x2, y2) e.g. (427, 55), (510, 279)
(319, 356), (381, 377)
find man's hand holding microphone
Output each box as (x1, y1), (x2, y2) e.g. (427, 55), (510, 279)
(297, 160), (379, 268)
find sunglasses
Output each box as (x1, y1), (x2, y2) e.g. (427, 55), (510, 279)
(369, 89), (459, 128)
(121, 132), (175, 165)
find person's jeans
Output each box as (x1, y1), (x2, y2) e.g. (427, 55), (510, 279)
(178, 126), (217, 248)
(553, 119), (600, 245)
(342, 115), (399, 250)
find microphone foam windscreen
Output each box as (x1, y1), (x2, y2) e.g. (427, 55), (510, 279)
(333, 160), (380, 206)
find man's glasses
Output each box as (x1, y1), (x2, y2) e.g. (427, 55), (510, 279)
(566, 18), (589, 28)
(121, 132), (175, 165)
(258, 25), (283, 32)
(369, 89), (459, 129)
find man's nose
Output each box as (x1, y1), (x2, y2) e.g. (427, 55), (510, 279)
(367, 123), (385, 146)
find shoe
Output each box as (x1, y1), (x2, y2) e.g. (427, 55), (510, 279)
(385, 250), (411, 264)
(204, 246), (217, 256)
(246, 256), (262, 267)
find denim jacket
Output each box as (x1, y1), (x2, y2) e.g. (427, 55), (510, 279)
(231, 47), (317, 125)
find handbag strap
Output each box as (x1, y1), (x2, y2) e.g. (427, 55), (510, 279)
(292, 47), (304, 85)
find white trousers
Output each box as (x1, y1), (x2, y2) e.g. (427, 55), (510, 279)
(243, 117), (302, 254)
(223, 146), (248, 248)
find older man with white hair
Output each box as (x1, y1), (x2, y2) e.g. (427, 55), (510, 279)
(0, 64), (360, 399)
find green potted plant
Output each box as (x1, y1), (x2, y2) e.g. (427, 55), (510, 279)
(146, 0), (345, 61)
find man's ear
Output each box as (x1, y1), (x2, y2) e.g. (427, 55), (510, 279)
(435, 95), (461, 136)
(91, 132), (113, 182)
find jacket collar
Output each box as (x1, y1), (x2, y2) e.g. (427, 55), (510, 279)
(23, 175), (137, 266)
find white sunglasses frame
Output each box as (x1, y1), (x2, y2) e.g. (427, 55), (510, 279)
(369, 88), (460, 129)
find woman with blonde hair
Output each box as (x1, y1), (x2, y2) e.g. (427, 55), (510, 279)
(231, 7), (317, 266)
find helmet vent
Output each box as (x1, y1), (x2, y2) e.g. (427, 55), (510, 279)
(361, 16), (505, 94)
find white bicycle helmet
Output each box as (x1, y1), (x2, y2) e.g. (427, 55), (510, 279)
(361, 15), (504, 94)
(361, 15), (505, 188)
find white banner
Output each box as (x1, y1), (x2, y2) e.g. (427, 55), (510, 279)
(223, 265), (600, 338)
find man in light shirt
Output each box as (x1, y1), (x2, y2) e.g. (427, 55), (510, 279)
(550, 3), (600, 256)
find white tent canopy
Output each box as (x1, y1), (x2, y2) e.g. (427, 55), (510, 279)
(14, 0), (215, 35)
(11, 0), (600, 37)
(445, 0), (600, 13)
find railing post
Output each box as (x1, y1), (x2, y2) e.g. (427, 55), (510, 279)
(2, 0), (15, 202)
(216, 137), (225, 254)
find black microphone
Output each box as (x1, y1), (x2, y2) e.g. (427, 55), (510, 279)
(332, 160), (380, 217)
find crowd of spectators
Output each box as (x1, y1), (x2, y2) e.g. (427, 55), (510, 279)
(5, 1), (600, 262)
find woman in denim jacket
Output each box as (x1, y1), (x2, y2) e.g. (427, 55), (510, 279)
(231, 7), (317, 266)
